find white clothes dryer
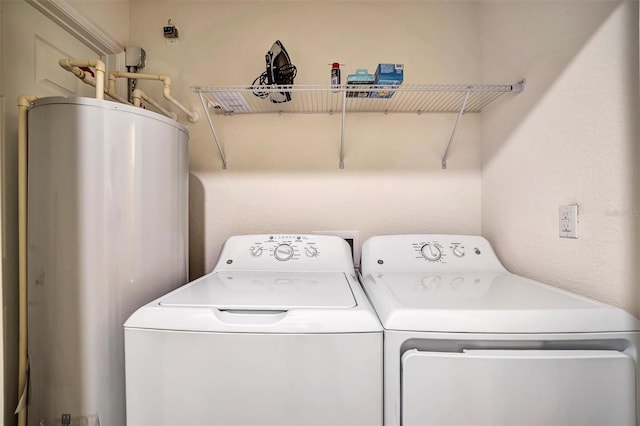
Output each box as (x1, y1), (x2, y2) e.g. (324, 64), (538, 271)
(125, 234), (382, 426)
(360, 234), (640, 426)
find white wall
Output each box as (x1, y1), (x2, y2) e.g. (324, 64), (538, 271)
(128, 1), (484, 276)
(480, 1), (639, 316)
(67, 0), (129, 47)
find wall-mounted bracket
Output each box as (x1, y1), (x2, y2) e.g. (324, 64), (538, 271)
(441, 79), (525, 169)
(340, 90), (347, 169)
(441, 90), (471, 170)
(513, 79), (526, 93)
(198, 92), (227, 169)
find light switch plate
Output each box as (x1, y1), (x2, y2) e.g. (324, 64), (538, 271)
(559, 204), (579, 238)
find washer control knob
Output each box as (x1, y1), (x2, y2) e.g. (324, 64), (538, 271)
(250, 246), (263, 257)
(452, 246), (465, 257)
(305, 246), (319, 257)
(421, 242), (442, 262)
(274, 243), (294, 261)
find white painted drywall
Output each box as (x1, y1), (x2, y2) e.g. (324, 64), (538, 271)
(128, 0), (484, 276)
(67, 0), (129, 47)
(480, 1), (639, 316)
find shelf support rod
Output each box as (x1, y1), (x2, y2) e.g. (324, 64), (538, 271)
(198, 92), (228, 169)
(442, 90), (471, 169)
(339, 89), (347, 169)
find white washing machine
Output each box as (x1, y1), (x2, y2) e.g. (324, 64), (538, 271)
(360, 234), (640, 426)
(124, 234), (382, 426)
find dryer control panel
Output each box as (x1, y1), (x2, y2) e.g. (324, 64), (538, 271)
(361, 234), (507, 274)
(213, 234), (355, 274)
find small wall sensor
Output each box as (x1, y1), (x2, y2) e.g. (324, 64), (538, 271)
(125, 46), (146, 69)
(163, 19), (179, 39)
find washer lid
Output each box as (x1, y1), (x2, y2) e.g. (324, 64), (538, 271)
(363, 272), (640, 333)
(159, 271), (356, 310)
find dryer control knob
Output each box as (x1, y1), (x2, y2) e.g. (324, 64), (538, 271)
(250, 246), (263, 257)
(305, 246), (319, 257)
(452, 246), (465, 257)
(421, 242), (442, 262)
(274, 243), (294, 261)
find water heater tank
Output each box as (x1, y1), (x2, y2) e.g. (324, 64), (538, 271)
(27, 97), (189, 425)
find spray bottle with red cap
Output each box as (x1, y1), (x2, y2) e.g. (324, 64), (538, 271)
(330, 62), (341, 91)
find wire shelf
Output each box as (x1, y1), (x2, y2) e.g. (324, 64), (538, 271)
(191, 81), (525, 169)
(192, 83), (521, 115)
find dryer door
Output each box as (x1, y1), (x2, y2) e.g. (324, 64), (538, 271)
(401, 349), (636, 426)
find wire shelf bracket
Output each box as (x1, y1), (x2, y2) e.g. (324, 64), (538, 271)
(192, 80), (525, 169)
(198, 92), (227, 169)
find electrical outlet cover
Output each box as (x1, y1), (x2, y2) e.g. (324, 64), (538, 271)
(559, 204), (579, 238)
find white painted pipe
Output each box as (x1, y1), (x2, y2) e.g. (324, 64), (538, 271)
(132, 88), (141, 107)
(16, 95), (37, 426)
(58, 58), (105, 100)
(61, 64), (130, 104)
(132, 88), (178, 120)
(163, 81), (200, 123)
(58, 60), (198, 123)
(110, 71), (199, 122)
(108, 73), (117, 95)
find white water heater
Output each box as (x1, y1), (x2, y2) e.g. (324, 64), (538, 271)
(27, 97), (189, 426)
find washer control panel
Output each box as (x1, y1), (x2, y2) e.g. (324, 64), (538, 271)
(362, 234), (506, 274)
(413, 240), (469, 263)
(248, 235), (321, 262)
(214, 234), (354, 273)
